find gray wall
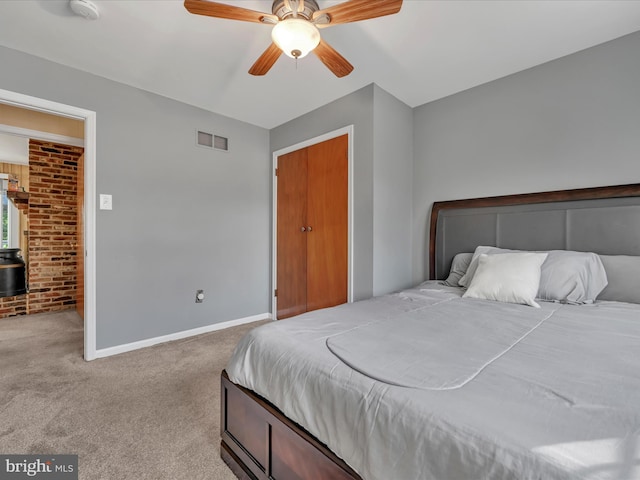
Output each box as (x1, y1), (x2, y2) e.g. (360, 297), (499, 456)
(372, 85), (414, 295)
(0, 46), (271, 349)
(270, 85), (375, 301)
(412, 31), (640, 284)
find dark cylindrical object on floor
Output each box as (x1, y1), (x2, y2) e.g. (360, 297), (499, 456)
(0, 248), (27, 297)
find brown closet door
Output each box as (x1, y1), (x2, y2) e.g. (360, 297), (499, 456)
(276, 148), (308, 319)
(306, 134), (348, 312)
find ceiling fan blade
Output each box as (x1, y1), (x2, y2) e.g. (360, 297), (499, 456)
(313, 0), (402, 26)
(249, 43), (283, 76)
(313, 39), (354, 78)
(184, 0), (278, 24)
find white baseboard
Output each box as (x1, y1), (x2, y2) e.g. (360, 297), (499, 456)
(93, 313), (272, 359)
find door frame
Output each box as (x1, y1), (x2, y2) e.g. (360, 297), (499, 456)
(272, 125), (354, 318)
(0, 88), (97, 361)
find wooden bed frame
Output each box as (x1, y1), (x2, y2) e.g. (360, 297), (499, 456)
(220, 370), (362, 480)
(221, 182), (640, 480)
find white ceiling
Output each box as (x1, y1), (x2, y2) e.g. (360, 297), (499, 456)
(1, 1), (639, 129)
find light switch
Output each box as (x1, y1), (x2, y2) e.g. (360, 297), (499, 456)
(99, 194), (113, 210)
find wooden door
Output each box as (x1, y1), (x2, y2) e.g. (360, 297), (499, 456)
(306, 134), (348, 312)
(276, 134), (348, 319)
(276, 148), (308, 319)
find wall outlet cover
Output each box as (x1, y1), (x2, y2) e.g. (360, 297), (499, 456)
(195, 289), (204, 303)
(99, 194), (112, 210)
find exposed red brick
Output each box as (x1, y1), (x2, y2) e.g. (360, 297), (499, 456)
(0, 140), (83, 319)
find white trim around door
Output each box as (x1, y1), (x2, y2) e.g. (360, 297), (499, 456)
(271, 125), (354, 319)
(0, 88), (97, 361)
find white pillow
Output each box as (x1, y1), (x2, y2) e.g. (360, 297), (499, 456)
(459, 246), (608, 304)
(463, 252), (548, 308)
(538, 250), (607, 304)
(444, 252), (473, 287)
(458, 246), (498, 288)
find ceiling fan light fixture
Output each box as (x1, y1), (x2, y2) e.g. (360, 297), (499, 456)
(271, 18), (320, 59)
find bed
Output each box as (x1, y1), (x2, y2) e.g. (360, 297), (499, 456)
(220, 183), (640, 480)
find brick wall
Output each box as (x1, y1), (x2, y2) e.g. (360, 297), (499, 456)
(0, 295), (27, 317)
(28, 140), (83, 314)
(0, 140), (83, 318)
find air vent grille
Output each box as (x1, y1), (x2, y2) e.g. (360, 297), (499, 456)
(196, 130), (229, 152)
(214, 135), (228, 151)
(197, 131), (213, 148)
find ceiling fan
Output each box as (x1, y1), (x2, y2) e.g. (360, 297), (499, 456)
(183, 0), (403, 77)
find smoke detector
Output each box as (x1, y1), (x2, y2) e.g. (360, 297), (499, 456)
(69, 0), (100, 20)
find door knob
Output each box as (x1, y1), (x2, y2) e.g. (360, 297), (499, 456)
(300, 226), (306, 232)
(307, 226), (313, 232)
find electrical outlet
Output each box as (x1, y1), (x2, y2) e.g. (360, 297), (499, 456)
(195, 290), (204, 303)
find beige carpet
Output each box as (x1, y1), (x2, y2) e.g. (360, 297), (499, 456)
(0, 309), (266, 479)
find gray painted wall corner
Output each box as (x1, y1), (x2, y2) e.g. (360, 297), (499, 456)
(372, 85), (414, 295)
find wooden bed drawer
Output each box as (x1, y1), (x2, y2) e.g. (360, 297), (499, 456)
(270, 421), (356, 480)
(221, 370), (362, 480)
(224, 376), (268, 472)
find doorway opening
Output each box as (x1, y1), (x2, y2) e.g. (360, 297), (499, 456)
(0, 88), (96, 360)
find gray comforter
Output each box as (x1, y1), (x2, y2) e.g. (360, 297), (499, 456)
(226, 282), (640, 480)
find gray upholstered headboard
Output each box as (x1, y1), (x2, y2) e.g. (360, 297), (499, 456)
(429, 184), (640, 281)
